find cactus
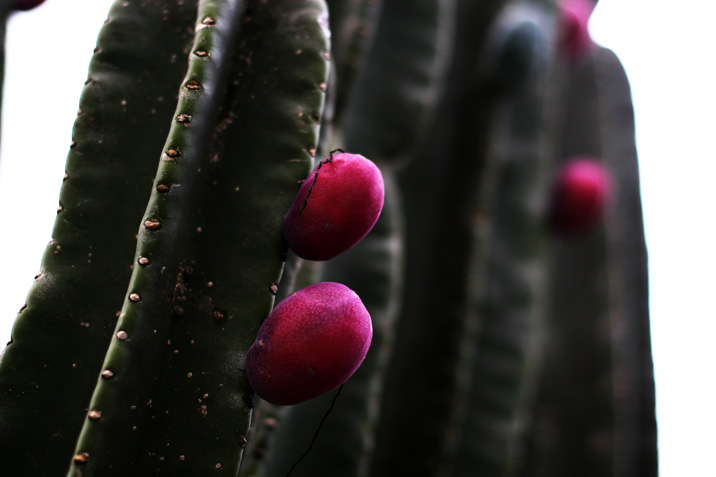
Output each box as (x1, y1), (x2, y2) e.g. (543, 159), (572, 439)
(0, 0), (657, 476)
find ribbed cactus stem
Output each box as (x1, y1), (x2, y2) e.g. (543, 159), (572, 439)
(341, 0), (454, 162)
(0, 1), (199, 474)
(445, 11), (557, 472)
(68, 1), (247, 474)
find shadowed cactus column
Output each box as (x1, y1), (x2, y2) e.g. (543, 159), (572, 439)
(253, 0), (453, 475)
(444, 4), (558, 475)
(0, 1), (198, 474)
(517, 44), (657, 477)
(67, 0), (330, 474)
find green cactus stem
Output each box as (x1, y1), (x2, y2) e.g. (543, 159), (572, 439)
(66, 0), (251, 473)
(444, 5), (558, 474)
(0, 0), (329, 474)
(340, 0), (453, 162)
(0, 1), (198, 474)
(66, 0), (329, 474)
(516, 46), (657, 477)
(369, 1), (509, 474)
(325, 0), (383, 126)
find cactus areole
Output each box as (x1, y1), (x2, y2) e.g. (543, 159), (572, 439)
(547, 157), (612, 234)
(246, 282), (373, 405)
(283, 151), (385, 261)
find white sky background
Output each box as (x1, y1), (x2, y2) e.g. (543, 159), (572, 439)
(0, 0), (713, 474)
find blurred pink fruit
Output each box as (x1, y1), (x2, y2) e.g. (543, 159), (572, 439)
(547, 157), (612, 234)
(558, 0), (594, 60)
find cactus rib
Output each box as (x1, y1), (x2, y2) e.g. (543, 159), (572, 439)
(67, 0), (330, 474)
(0, 1), (198, 474)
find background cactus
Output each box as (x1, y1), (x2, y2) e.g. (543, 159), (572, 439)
(0, 0), (658, 476)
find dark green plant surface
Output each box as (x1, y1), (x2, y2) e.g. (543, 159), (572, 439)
(368, 1), (507, 474)
(445, 11), (557, 474)
(0, 1), (198, 473)
(0, 0), (329, 474)
(324, 0), (382, 127)
(517, 46), (657, 477)
(340, 0), (453, 163)
(67, 0), (329, 474)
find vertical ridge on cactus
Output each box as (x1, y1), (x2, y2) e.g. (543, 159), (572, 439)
(65, 0), (331, 474)
(0, 1), (199, 474)
(445, 12), (557, 473)
(340, 0), (454, 162)
(370, 1), (507, 474)
(482, 2), (555, 94)
(67, 1), (252, 474)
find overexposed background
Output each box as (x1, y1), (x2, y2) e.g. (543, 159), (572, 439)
(1, 1), (714, 475)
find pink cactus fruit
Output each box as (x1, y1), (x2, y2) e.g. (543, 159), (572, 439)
(558, 0), (594, 60)
(283, 151), (384, 261)
(245, 282), (373, 406)
(13, 0), (46, 11)
(547, 157), (612, 234)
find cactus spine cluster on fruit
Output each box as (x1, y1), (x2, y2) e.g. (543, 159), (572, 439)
(0, 0), (657, 476)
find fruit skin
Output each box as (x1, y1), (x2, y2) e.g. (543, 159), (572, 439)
(558, 0), (594, 60)
(12, 0), (46, 11)
(547, 157), (612, 234)
(246, 282), (373, 406)
(283, 152), (385, 261)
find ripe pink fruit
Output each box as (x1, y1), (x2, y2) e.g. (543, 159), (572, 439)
(246, 282), (372, 405)
(547, 157), (612, 234)
(283, 151), (384, 261)
(558, 0), (594, 60)
(13, 0), (46, 11)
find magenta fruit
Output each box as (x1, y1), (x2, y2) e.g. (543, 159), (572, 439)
(283, 151), (384, 261)
(557, 0), (594, 60)
(246, 282), (372, 405)
(547, 157), (612, 234)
